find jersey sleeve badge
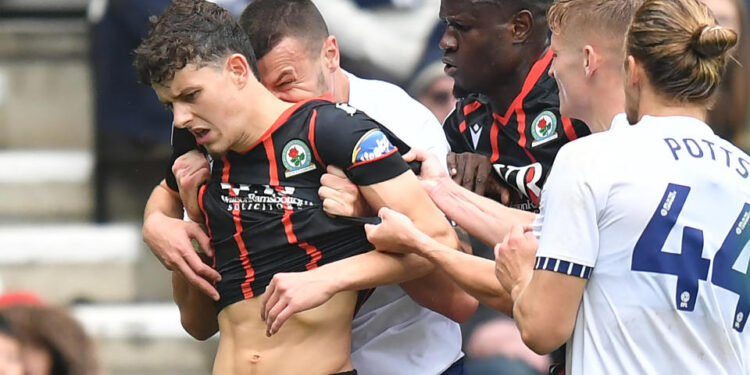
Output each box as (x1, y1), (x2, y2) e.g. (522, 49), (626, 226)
(282, 139), (317, 178)
(531, 110), (560, 147)
(351, 129), (396, 164)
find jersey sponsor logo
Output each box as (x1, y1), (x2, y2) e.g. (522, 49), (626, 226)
(282, 139), (316, 178)
(336, 103), (358, 116)
(470, 123), (482, 149)
(351, 129), (395, 163)
(493, 162), (543, 205)
(219, 183), (314, 212)
(530, 110), (559, 147)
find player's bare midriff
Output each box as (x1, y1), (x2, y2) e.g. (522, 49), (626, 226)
(212, 291), (357, 375)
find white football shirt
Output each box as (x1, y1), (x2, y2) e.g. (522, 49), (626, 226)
(346, 71), (462, 375)
(534, 115), (749, 374)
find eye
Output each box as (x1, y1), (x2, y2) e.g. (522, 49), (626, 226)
(446, 20), (469, 32)
(183, 90), (200, 103)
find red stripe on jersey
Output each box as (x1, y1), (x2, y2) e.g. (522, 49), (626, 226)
(525, 167), (540, 205)
(276, 191), (322, 270)
(490, 118), (500, 162)
(264, 138), (280, 186)
(458, 120), (467, 133)
(241, 94), (334, 154)
(308, 109), (327, 169)
(561, 117), (578, 141)
(347, 148), (399, 170)
(494, 48), (554, 125)
(197, 184), (217, 270)
(490, 49), (553, 163)
(463, 100), (482, 116)
(222, 157), (256, 299)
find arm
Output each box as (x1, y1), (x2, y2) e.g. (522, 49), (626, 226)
(365, 207), (513, 315)
(494, 225), (584, 354)
(142, 180), (220, 300)
(172, 271), (219, 340)
(358, 170), (479, 322)
(261, 171), (477, 334)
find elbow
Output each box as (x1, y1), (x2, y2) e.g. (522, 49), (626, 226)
(181, 316), (218, 341)
(448, 294), (479, 323)
(518, 323), (570, 355)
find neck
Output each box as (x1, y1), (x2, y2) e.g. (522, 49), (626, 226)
(638, 88), (707, 123)
(233, 83), (294, 152)
(588, 73), (626, 132)
(332, 69), (350, 103)
(487, 46), (548, 114)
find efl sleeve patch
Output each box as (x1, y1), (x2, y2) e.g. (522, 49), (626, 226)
(351, 129), (397, 164)
(535, 256), (592, 279)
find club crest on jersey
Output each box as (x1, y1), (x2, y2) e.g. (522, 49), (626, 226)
(352, 129), (395, 163)
(282, 139), (316, 178)
(531, 111), (559, 147)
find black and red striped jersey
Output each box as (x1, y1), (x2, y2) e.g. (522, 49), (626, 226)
(443, 49), (590, 211)
(190, 96), (409, 311)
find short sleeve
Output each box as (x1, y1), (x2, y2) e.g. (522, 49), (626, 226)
(313, 104), (409, 186)
(165, 127), (198, 191)
(534, 142), (602, 278)
(442, 103), (468, 153)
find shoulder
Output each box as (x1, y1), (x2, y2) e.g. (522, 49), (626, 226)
(348, 74), (436, 122)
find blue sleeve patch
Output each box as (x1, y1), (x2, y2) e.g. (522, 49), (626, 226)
(351, 129), (396, 163)
(535, 256), (592, 279)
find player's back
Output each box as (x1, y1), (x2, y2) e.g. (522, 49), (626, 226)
(561, 115), (749, 374)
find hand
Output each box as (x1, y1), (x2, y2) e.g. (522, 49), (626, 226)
(364, 207), (423, 254)
(447, 152), (494, 197)
(402, 148), (449, 193)
(173, 150), (210, 223)
(494, 225), (538, 300)
(319, 166), (372, 217)
(261, 270), (337, 336)
(142, 212), (221, 300)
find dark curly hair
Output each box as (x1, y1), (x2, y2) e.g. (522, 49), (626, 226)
(134, 0), (261, 86)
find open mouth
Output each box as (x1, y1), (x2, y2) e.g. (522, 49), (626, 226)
(192, 129), (210, 144)
(442, 59), (457, 76)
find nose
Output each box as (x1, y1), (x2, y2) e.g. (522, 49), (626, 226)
(439, 28), (457, 52)
(172, 102), (193, 129)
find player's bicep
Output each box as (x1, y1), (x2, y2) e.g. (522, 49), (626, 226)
(314, 107), (409, 185)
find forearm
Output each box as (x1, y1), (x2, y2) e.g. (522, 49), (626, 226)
(144, 180), (183, 221)
(323, 250), (436, 292)
(510, 272), (585, 354)
(415, 233), (513, 315)
(172, 272), (218, 340)
(428, 177), (535, 246)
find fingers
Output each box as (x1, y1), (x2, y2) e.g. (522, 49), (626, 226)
(261, 278), (278, 322)
(319, 186), (352, 217)
(474, 161), (491, 197)
(402, 148), (426, 163)
(269, 306), (294, 336)
(325, 165), (347, 178)
(175, 259), (220, 301)
(447, 152), (458, 178)
(499, 184), (511, 206)
(188, 222), (214, 257)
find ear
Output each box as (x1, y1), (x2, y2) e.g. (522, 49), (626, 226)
(583, 45), (597, 78)
(322, 36), (340, 71)
(625, 55), (640, 89)
(511, 10), (534, 43)
(226, 53), (251, 88)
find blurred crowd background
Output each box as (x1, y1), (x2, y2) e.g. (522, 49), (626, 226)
(0, 0), (747, 374)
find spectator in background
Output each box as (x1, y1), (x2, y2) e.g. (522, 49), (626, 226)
(0, 316), (22, 375)
(311, 0), (441, 85)
(91, 0), (251, 222)
(0, 304), (98, 375)
(700, 0), (750, 148)
(408, 60), (457, 122)
(90, 0), (173, 222)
